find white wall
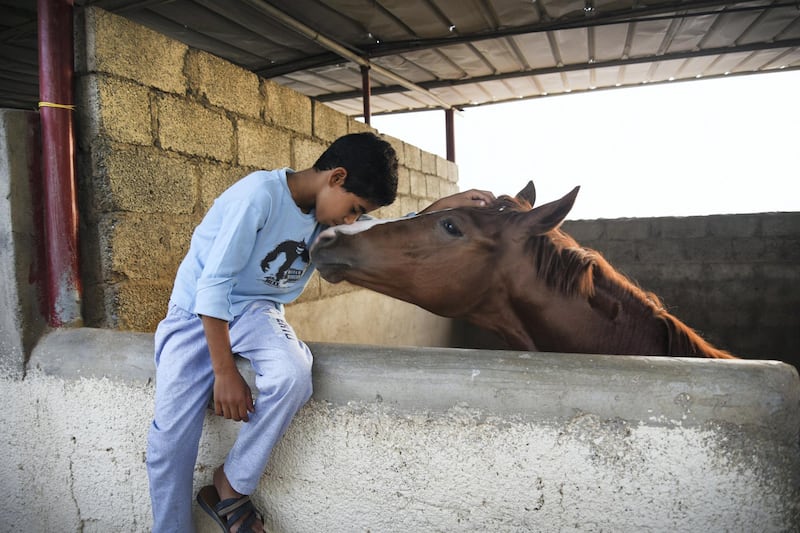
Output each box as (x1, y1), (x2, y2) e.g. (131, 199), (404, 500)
(3, 328), (797, 532)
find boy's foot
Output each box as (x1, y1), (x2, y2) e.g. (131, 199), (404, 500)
(197, 465), (265, 533)
(197, 486), (261, 533)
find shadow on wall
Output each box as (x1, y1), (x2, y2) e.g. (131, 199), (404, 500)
(450, 320), (509, 351)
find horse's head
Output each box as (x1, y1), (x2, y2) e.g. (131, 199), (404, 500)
(311, 181), (579, 318)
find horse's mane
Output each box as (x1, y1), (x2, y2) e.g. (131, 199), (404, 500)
(469, 195), (735, 358)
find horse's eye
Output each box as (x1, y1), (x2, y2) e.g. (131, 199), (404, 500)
(441, 219), (463, 237)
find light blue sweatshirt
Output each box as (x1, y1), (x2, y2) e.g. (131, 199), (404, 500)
(170, 169), (323, 321)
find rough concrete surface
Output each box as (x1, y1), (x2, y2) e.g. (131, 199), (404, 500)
(2, 328), (797, 532)
(0, 109), (45, 378)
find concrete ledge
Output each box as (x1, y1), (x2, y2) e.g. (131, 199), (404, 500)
(30, 327), (156, 382)
(308, 342), (799, 443)
(7, 328), (800, 532)
(31, 328), (799, 439)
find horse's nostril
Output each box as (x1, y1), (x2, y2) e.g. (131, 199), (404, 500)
(312, 231), (337, 251)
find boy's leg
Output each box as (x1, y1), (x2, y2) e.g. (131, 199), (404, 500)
(223, 300), (314, 494)
(147, 304), (215, 532)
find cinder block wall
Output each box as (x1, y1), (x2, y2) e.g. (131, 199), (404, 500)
(73, 7), (458, 332)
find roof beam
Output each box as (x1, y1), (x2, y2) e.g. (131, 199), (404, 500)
(240, 0), (454, 110)
(316, 38), (800, 103)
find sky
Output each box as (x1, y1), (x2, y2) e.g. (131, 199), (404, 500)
(370, 69), (800, 220)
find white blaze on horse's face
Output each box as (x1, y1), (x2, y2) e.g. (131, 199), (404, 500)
(311, 215), (416, 285)
(314, 216), (405, 245)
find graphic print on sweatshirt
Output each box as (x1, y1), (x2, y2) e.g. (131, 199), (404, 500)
(260, 239), (310, 288)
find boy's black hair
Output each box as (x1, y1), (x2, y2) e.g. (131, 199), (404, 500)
(314, 132), (398, 206)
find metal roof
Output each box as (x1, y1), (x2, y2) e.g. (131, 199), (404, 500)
(2, 1), (799, 115)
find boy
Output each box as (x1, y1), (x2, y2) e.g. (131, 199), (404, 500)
(146, 132), (494, 533)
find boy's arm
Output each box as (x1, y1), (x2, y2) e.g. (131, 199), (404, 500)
(419, 188), (496, 213)
(200, 314), (255, 422)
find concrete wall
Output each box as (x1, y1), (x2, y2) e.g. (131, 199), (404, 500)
(0, 110), (46, 379)
(3, 328), (797, 532)
(74, 7), (458, 339)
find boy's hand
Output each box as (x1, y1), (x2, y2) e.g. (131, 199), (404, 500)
(200, 314), (255, 422)
(420, 189), (496, 213)
(213, 366), (255, 422)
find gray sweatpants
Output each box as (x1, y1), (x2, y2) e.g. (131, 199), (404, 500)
(146, 300), (313, 532)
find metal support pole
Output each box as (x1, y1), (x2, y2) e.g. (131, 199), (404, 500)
(445, 108), (455, 162)
(361, 65), (371, 125)
(37, 0), (82, 327)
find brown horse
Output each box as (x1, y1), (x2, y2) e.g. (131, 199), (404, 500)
(311, 182), (735, 359)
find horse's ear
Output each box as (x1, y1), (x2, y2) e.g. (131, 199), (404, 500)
(516, 181), (536, 209)
(525, 186), (579, 233)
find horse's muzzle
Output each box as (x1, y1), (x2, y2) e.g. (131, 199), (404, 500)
(310, 231), (350, 283)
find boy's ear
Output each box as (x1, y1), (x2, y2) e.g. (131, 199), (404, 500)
(329, 167), (348, 186)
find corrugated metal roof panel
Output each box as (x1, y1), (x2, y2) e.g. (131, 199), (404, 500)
(1, 0), (798, 115)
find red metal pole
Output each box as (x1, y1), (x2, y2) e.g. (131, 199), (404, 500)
(37, 0), (82, 327)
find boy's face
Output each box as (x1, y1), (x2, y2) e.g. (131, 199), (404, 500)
(316, 172), (379, 227)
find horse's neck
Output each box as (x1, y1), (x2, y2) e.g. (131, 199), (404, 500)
(507, 267), (669, 355)
(583, 275), (669, 354)
(481, 248), (734, 358)
(589, 266), (737, 357)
